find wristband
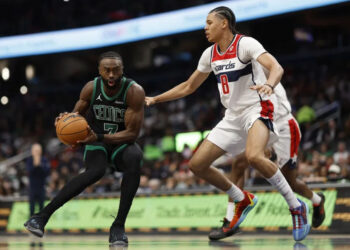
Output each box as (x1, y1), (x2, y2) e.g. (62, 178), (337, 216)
(96, 134), (104, 142)
(264, 83), (274, 90)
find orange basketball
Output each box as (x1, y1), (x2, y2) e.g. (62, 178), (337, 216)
(56, 113), (89, 145)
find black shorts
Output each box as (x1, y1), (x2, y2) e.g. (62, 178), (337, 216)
(83, 142), (133, 170)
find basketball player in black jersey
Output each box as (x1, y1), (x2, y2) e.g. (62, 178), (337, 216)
(24, 51), (145, 246)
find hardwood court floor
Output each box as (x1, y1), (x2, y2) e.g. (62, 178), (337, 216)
(0, 234), (349, 250)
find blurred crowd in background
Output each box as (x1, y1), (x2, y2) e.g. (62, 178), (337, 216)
(0, 1), (350, 197)
(1, 60), (349, 197)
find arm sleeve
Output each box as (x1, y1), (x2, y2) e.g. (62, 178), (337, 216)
(197, 47), (212, 73)
(238, 37), (267, 62)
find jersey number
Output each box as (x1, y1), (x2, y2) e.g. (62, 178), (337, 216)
(220, 74), (229, 94)
(104, 123), (118, 134)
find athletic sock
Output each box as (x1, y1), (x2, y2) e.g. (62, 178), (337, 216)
(266, 169), (301, 209)
(311, 192), (322, 205)
(226, 185), (244, 202)
(225, 202), (235, 221)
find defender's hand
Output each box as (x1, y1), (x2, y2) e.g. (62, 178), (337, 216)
(250, 84), (274, 96)
(145, 96), (156, 106)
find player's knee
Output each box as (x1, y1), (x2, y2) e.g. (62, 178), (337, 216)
(123, 145), (143, 174)
(125, 146), (143, 162)
(245, 151), (262, 167)
(188, 160), (201, 175)
(188, 159), (208, 176)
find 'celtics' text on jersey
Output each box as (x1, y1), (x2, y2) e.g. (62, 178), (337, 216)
(86, 76), (135, 135)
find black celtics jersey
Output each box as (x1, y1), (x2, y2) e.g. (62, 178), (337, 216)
(86, 76), (135, 135)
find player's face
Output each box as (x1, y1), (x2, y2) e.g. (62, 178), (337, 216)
(99, 58), (123, 89)
(205, 12), (225, 43)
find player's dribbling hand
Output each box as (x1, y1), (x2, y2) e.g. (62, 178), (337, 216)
(145, 96), (156, 106)
(76, 126), (97, 145)
(250, 84), (274, 96)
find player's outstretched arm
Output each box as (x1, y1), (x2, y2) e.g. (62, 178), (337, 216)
(250, 53), (284, 95)
(145, 70), (210, 106)
(102, 83), (145, 144)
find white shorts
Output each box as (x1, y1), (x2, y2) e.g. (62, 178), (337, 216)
(207, 101), (279, 157)
(273, 114), (301, 168)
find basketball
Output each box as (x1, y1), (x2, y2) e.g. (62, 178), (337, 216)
(56, 113), (89, 145)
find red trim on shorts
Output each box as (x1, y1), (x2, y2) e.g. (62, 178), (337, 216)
(288, 118), (301, 158)
(211, 34), (242, 62)
(260, 100), (274, 121)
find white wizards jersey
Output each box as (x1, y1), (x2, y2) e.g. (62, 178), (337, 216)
(198, 34), (277, 119)
(274, 84), (292, 121)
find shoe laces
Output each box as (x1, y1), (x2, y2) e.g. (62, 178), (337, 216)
(220, 218), (230, 227)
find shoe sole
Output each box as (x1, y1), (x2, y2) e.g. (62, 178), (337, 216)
(208, 227), (240, 241)
(233, 196), (258, 230)
(294, 201), (311, 241)
(24, 223), (44, 238)
(109, 241), (128, 246)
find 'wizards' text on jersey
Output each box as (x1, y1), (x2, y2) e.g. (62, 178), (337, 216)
(208, 34), (276, 117)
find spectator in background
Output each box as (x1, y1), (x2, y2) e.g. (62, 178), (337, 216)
(296, 98), (316, 125)
(327, 164), (343, 182)
(26, 143), (50, 216)
(319, 143), (333, 165)
(333, 142), (349, 166)
(312, 93), (328, 110)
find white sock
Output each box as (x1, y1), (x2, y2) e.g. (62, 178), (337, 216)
(226, 185), (244, 202)
(311, 192), (322, 205)
(266, 169), (301, 209)
(225, 202), (235, 221)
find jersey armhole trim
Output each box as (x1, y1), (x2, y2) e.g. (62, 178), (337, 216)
(123, 81), (136, 104)
(237, 36), (250, 64)
(101, 77), (126, 101)
(89, 77), (98, 107)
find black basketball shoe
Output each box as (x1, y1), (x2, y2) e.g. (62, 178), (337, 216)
(24, 214), (48, 238)
(208, 217), (239, 241)
(312, 192), (326, 228)
(109, 223), (128, 246)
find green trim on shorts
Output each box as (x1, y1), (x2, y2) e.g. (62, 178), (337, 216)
(123, 81), (135, 103)
(110, 144), (128, 164)
(89, 77), (98, 107)
(84, 145), (108, 161)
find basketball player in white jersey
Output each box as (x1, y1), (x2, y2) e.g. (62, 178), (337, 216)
(145, 6), (309, 241)
(209, 83), (325, 240)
